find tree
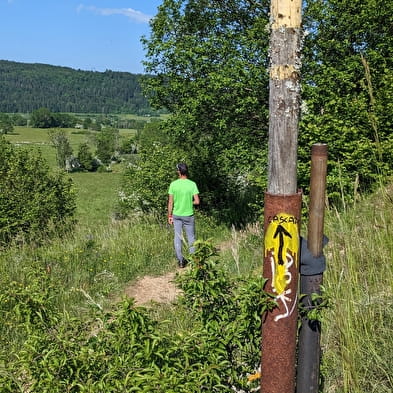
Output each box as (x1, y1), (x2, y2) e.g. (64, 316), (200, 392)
(95, 128), (119, 165)
(11, 113), (27, 126)
(48, 130), (73, 169)
(30, 107), (54, 128)
(77, 142), (97, 171)
(0, 136), (76, 246)
(119, 142), (188, 216)
(137, 0), (393, 219)
(0, 113), (14, 134)
(140, 0), (271, 224)
(83, 117), (92, 130)
(300, 0), (393, 204)
(92, 120), (102, 132)
(52, 113), (77, 128)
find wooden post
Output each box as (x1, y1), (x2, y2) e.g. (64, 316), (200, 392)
(267, 0), (302, 195)
(261, 1), (303, 393)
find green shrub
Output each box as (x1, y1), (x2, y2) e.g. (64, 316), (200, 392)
(48, 129), (73, 169)
(0, 266), (59, 343)
(77, 142), (98, 172)
(0, 113), (14, 134)
(119, 142), (189, 216)
(95, 128), (119, 165)
(1, 241), (275, 392)
(0, 137), (76, 246)
(176, 240), (276, 390)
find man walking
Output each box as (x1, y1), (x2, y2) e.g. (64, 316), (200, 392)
(168, 163), (200, 268)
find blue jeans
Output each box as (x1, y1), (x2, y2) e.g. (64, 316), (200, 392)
(173, 215), (196, 262)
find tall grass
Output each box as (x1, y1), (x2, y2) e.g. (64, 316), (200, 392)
(321, 186), (393, 392)
(70, 171), (123, 227)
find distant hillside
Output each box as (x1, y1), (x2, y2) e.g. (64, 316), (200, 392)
(0, 60), (158, 115)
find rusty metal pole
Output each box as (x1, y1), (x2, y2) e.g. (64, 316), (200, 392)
(296, 143), (328, 393)
(262, 193), (302, 393)
(261, 1), (303, 392)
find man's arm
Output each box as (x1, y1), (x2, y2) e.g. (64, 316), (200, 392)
(168, 194), (174, 224)
(193, 194), (200, 205)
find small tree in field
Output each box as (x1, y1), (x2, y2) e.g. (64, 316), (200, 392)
(95, 128), (119, 165)
(48, 129), (73, 169)
(30, 107), (54, 128)
(77, 142), (97, 171)
(83, 117), (92, 130)
(0, 113), (14, 134)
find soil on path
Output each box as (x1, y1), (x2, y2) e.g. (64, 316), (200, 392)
(121, 235), (244, 306)
(123, 271), (182, 306)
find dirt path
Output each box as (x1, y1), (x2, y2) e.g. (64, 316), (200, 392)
(120, 227), (258, 306)
(121, 238), (236, 306)
(123, 271), (182, 306)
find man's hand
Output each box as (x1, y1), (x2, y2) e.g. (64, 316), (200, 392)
(168, 195), (174, 224)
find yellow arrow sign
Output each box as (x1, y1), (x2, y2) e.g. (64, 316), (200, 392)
(265, 213), (299, 296)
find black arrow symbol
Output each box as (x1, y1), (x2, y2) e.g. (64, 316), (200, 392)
(273, 225), (292, 265)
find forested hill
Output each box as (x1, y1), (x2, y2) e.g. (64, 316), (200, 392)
(0, 60), (155, 114)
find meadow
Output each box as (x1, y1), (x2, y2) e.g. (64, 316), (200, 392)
(6, 125), (136, 168)
(1, 125), (392, 392)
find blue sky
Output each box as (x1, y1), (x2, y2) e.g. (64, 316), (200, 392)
(0, 0), (163, 74)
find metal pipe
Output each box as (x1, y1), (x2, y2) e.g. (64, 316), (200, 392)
(296, 143), (328, 393)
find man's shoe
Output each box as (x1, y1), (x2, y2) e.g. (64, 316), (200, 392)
(178, 258), (188, 268)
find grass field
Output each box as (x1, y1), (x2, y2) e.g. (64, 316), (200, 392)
(70, 171), (122, 227)
(6, 126), (137, 167)
(5, 126), (132, 227)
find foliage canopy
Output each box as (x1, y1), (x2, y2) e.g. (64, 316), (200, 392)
(119, 0), (393, 223)
(131, 0), (271, 224)
(300, 0), (393, 204)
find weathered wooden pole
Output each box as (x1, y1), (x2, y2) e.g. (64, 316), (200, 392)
(261, 1), (303, 393)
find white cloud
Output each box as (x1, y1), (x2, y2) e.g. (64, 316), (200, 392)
(77, 4), (152, 24)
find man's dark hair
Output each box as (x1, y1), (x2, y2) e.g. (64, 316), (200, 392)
(176, 162), (188, 175)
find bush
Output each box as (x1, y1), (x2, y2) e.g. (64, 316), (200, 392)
(0, 113), (14, 134)
(0, 137), (76, 246)
(1, 241), (275, 392)
(119, 142), (189, 216)
(30, 108), (77, 128)
(95, 128), (119, 165)
(48, 129), (73, 169)
(77, 142), (99, 172)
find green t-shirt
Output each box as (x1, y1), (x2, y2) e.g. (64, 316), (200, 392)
(168, 178), (199, 216)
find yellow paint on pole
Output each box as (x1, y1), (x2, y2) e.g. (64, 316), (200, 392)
(264, 213), (299, 297)
(270, 64), (299, 80)
(271, 0), (302, 29)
